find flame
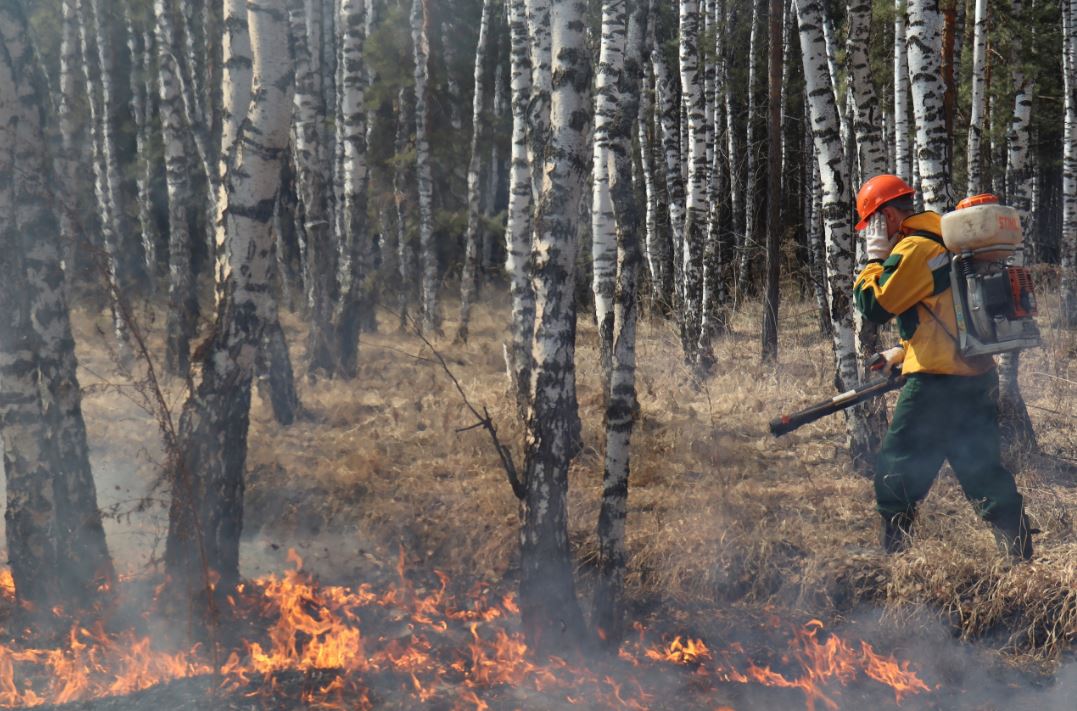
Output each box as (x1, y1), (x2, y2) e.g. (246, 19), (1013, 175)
(0, 554), (931, 709)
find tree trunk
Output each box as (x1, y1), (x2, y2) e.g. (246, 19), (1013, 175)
(592, 0), (648, 648)
(761, 0), (783, 362)
(638, 50), (668, 310)
(458, 0), (495, 344)
(0, 1), (115, 610)
(906, 0), (954, 212)
(737, 0), (765, 298)
(966, 0), (988, 194)
(57, 0), (85, 278)
(291, 0), (338, 374)
(155, 0), (199, 376)
(412, 0), (440, 336)
(77, 0), (130, 356)
(1063, 0), (1077, 326)
(795, 0), (873, 464)
(894, 0), (911, 181)
(165, 0), (293, 599)
(520, 0), (590, 654)
(394, 86), (412, 330)
(505, 0), (535, 419)
(653, 46), (685, 314)
(126, 7), (160, 286)
(679, 0), (707, 364)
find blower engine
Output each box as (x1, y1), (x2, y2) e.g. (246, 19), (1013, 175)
(939, 194), (1041, 358)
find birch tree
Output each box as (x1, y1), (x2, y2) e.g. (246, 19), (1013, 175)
(335, 0), (369, 377)
(592, 0), (648, 647)
(737, 0), (766, 298)
(519, 0), (590, 652)
(0, 0), (115, 609)
(155, 0), (199, 375)
(679, 0), (707, 363)
(77, 0), (129, 353)
(412, 0), (440, 335)
(1063, 0), (1077, 326)
(290, 0), (338, 373)
(165, 0), (293, 596)
(894, 0), (911, 181)
(126, 7), (159, 283)
(966, 0), (988, 193)
(999, 0), (1037, 456)
(653, 44), (685, 311)
(458, 0), (495, 344)
(795, 0), (874, 464)
(57, 0), (83, 273)
(906, 0), (954, 211)
(505, 0), (534, 417)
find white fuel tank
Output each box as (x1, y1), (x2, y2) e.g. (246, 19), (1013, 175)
(940, 204), (1023, 260)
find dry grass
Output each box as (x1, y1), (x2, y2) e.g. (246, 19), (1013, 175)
(67, 279), (1077, 664)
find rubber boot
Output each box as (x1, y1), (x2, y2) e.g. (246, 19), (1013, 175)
(881, 511), (915, 554)
(991, 511), (1035, 562)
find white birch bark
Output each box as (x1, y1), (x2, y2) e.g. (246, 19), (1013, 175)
(126, 7), (159, 284)
(639, 51), (668, 306)
(218, 0), (253, 298)
(906, 0), (954, 211)
(846, 0), (887, 179)
(699, 0), (728, 354)
(526, 0), (552, 202)
(520, 0), (590, 652)
(57, 0), (83, 275)
(290, 0), (338, 371)
(591, 0), (626, 386)
(0, 1), (115, 608)
(1063, 0), (1077, 325)
(412, 0), (440, 335)
(723, 1), (743, 283)
(77, 0), (129, 353)
(795, 0), (873, 462)
(458, 0), (495, 343)
(653, 44), (685, 309)
(335, 0), (369, 377)
(155, 0), (199, 375)
(165, 0), (294, 594)
(891, 3), (908, 180)
(505, 0), (535, 417)
(593, 0), (649, 646)
(966, 0), (988, 194)
(679, 0), (707, 361)
(736, 0), (765, 297)
(394, 86), (412, 330)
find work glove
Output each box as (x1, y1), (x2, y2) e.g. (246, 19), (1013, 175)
(864, 212), (893, 261)
(869, 346), (906, 374)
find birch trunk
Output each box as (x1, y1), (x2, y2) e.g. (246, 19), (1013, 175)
(520, 0), (590, 653)
(795, 0), (873, 464)
(77, 0), (129, 354)
(165, 0), (294, 596)
(155, 0), (199, 375)
(699, 0), (728, 358)
(526, 0), (552, 203)
(591, 0), (626, 389)
(966, 0), (988, 193)
(737, 0), (765, 298)
(505, 0), (535, 418)
(679, 0), (707, 363)
(412, 0), (440, 335)
(593, 0), (647, 647)
(638, 53), (668, 308)
(998, 0), (1037, 459)
(57, 0), (83, 276)
(894, 0), (911, 181)
(724, 2), (743, 267)
(653, 46), (685, 312)
(0, 2), (115, 609)
(395, 87), (412, 330)
(458, 0), (495, 344)
(906, 0), (954, 211)
(335, 0), (369, 377)
(1063, 0), (1077, 326)
(126, 7), (159, 284)
(291, 0), (338, 373)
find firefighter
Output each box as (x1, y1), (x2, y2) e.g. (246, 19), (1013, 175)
(851, 175), (1033, 560)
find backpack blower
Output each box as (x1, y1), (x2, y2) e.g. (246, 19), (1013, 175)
(941, 194), (1041, 358)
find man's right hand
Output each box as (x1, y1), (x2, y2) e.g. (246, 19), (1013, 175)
(870, 346), (906, 373)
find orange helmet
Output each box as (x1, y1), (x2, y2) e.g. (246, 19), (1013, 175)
(855, 174), (915, 231)
(956, 193), (999, 209)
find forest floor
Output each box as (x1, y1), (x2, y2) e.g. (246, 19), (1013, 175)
(32, 274), (1077, 708)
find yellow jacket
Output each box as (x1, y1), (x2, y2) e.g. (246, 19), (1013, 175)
(853, 212), (994, 377)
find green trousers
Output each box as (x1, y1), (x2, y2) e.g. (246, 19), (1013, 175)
(875, 370), (1023, 523)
